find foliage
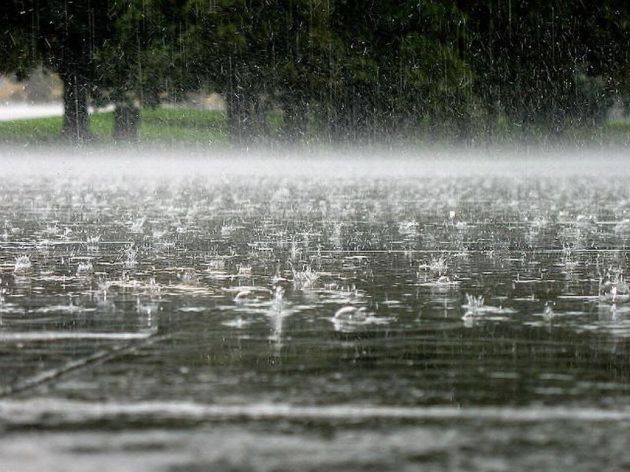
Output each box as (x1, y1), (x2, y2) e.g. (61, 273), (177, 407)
(94, 0), (191, 108)
(2, 0), (630, 143)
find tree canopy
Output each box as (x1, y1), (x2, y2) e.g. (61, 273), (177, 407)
(1, 0), (629, 143)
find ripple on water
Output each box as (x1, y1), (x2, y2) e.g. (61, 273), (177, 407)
(2, 162), (630, 467)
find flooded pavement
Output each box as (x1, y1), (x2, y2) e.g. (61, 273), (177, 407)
(2, 150), (630, 470)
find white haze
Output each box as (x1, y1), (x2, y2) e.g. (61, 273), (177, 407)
(1, 145), (629, 180)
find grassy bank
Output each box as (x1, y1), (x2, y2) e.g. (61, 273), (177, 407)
(0, 107), (229, 145)
(0, 106), (629, 147)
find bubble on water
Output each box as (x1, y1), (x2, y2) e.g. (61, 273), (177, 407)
(233, 287), (272, 304)
(333, 305), (368, 321)
(331, 305), (391, 332)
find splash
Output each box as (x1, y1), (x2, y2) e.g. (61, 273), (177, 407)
(13, 255), (32, 275)
(599, 269), (630, 303)
(76, 261), (94, 276)
(291, 265), (320, 289)
(543, 302), (556, 322)
(124, 246), (138, 268)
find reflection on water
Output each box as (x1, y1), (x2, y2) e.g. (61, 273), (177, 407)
(3, 154), (630, 469)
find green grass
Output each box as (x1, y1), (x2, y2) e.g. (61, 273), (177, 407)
(0, 114), (66, 143)
(0, 107), (229, 145)
(0, 106), (629, 146)
(140, 108), (227, 144)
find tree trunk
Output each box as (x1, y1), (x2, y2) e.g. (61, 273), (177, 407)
(60, 69), (91, 142)
(113, 103), (140, 142)
(226, 91), (255, 146)
(328, 93), (351, 142)
(281, 99), (307, 143)
(253, 97), (270, 137)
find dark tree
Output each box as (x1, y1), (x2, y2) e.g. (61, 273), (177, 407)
(2, 1), (117, 141)
(94, 0), (191, 141)
(457, 0), (630, 138)
(3, 0), (629, 144)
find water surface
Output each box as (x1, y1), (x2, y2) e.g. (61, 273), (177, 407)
(1, 150), (630, 470)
